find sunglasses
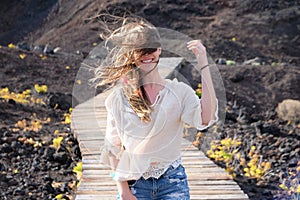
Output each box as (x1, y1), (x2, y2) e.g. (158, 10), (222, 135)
(135, 48), (158, 55)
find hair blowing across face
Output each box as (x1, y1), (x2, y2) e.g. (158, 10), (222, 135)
(93, 16), (161, 122)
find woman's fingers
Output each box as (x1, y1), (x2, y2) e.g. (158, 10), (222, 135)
(187, 40), (209, 67)
(187, 40), (206, 56)
(187, 40), (205, 49)
(187, 40), (202, 45)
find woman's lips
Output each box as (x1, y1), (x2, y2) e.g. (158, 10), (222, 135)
(141, 58), (154, 63)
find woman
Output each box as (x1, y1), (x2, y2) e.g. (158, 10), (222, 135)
(96, 17), (218, 200)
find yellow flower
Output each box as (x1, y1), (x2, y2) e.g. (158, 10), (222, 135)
(255, 168), (263, 175)
(77, 180), (81, 188)
(64, 114), (71, 124)
(240, 158), (246, 166)
(76, 80), (82, 85)
(279, 184), (288, 191)
(73, 162), (83, 180)
(53, 137), (64, 149)
(55, 194), (63, 199)
(39, 54), (47, 60)
(34, 84), (48, 93)
(264, 162), (271, 170)
(206, 150), (213, 156)
(8, 43), (16, 48)
(19, 53), (26, 59)
(221, 140), (227, 146)
(296, 185), (300, 193)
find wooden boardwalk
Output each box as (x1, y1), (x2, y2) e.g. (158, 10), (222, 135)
(71, 58), (249, 200)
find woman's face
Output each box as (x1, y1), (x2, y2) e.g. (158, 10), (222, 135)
(134, 48), (161, 73)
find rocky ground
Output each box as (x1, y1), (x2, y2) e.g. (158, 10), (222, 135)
(0, 0), (299, 199)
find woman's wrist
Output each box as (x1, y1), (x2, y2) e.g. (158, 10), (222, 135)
(116, 180), (130, 192)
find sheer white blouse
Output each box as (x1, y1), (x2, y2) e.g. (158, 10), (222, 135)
(100, 79), (218, 181)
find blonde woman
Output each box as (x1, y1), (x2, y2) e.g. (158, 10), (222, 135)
(96, 17), (218, 200)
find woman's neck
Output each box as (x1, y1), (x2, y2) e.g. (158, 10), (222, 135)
(141, 69), (165, 88)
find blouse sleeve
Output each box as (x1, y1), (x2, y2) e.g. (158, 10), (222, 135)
(100, 92), (123, 170)
(180, 82), (219, 130)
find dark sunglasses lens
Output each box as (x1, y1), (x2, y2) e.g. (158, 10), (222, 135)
(139, 48), (157, 55)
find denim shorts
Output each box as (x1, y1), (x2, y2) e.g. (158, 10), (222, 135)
(117, 164), (190, 200)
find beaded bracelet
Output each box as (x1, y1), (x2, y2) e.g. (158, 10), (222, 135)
(110, 171), (116, 178)
(200, 64), (210, 70)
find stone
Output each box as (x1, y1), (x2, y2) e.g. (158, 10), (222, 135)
(1, 143), (12, 153)
(276, 99), (300, 122)
(243, 57), (263, 65)
(215, 58), (227, 65)
(42, 148), (55, 161)
(47, 93), (72, 110)
(53, 152), (68, 164)
(229, 73), (244, 83)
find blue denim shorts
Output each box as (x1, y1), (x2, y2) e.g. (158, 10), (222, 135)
(117, 164), (190, 200)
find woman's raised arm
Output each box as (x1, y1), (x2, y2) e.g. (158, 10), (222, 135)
(187, 40), (217, 125)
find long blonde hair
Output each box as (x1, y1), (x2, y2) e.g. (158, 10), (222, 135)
(94, 16), (161, 122)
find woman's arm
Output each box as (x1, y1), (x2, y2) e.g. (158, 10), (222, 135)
(187, 40), (217, 125)
(102, 94), (137, 200)
(116, 181), (137, 200)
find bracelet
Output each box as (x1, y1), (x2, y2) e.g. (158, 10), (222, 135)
(200, 64), (209, 70)
(110, 171), (116, 178)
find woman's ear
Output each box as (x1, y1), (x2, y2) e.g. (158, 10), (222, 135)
(158, 47), (162, 55)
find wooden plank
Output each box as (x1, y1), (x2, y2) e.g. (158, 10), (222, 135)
(75, 195), (116, 200)
(75, 194), (248, 200)
(75, 189), (245, 195)
(81, 167), (229, 175)
(77, 184), (243, 191)
(78, 180), (240, 186)
(191, 194), (248, 200)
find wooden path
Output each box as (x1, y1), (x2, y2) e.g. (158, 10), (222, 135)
(71, 58), (249, 200)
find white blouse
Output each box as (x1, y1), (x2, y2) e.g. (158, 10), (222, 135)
(100, 79), (218, 181)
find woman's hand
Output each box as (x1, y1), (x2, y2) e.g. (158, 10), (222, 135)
(119, 190), (138, 200)
(117, 181), (138, 200)
(187, 40), (209, 69)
